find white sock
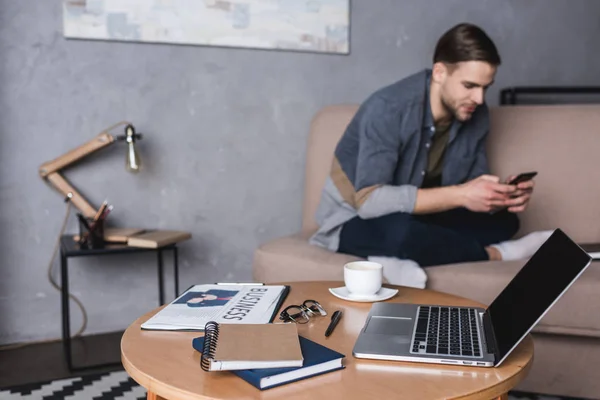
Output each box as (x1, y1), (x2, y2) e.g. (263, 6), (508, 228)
(368, 256), (427, 289)
(490, 230), (554, 261)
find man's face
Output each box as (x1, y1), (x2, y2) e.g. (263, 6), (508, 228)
(436, 61), (496, 121)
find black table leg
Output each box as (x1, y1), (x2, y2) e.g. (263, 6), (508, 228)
(60, 251), (73, 371)
(157, 249), (165, 305)
(173, 246), (179, 297)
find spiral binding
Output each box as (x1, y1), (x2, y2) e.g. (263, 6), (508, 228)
(200, 321), (220, 371)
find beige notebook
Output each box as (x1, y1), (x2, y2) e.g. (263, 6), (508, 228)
(104, 228), (146, 242)
(127, 230), (191, 248)
(200, 323), (303, 371)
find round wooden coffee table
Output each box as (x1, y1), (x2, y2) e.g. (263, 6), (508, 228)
(121, 281), (533, 400)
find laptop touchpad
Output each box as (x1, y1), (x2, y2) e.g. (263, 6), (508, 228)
(365, 316), (413, 336)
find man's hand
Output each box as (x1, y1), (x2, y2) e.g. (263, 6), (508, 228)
(503, 174), (535, 213)
(459, 175), (516, 213)
(413, 174), (534, 215)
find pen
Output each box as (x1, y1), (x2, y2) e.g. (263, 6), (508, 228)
(325, 310), (342, 337)
(90, 205), (113, 231)
(93, 200), (108, 222)
(215, 282), (264, 286)
(100, 204), (113, 220)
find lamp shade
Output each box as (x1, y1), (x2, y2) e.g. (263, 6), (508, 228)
(124, 124), (141, 173)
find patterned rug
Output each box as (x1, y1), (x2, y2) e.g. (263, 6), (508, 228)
(0, 371), (145, 400)
(0, 370), (585, 400)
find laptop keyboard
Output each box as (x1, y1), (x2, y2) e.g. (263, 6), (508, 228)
(410, 306), (482, 358)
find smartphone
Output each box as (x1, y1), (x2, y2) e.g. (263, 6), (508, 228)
(507, 171), (538, 185)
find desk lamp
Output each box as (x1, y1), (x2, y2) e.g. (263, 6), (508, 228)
(39, 121), (143, 218)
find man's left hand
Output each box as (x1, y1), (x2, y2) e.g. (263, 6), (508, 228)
(504, 175), (535, 213)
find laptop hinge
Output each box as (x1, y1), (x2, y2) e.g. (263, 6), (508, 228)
(482, 310), (499, 361)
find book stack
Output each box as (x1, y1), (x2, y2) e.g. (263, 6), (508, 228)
(192, 322), (345, 390)
(127, 230), (191, 248)
(72, 228), (191, 247)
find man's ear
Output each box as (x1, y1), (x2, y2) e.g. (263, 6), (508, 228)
(431, 62), (448, 84)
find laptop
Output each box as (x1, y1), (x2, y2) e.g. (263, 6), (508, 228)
(352, 228), (592, 367)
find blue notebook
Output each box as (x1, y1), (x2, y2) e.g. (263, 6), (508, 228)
(193, 335), (345, 390)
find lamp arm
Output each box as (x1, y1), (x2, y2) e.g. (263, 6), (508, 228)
(39, 132), (115, 177)
(38, 121), (131, 217)
(45, 173), (98, 218)
(39, 121), (131, 177)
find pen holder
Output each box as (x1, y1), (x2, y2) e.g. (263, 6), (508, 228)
(77, 214), (105, 248)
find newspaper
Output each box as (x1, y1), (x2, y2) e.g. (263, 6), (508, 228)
(141, 284), (289, 331)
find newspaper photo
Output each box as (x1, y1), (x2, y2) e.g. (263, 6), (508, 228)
(141, 284), (289, 331)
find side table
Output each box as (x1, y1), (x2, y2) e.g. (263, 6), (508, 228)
(59, 235), (180, 371)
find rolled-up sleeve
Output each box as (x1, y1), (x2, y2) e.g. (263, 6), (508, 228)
(352, 97), (418, 218)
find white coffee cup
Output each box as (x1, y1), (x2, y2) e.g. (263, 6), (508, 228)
(344, 261), (383, 297)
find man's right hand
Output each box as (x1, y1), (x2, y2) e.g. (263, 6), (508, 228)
(459, 175), (516, 213)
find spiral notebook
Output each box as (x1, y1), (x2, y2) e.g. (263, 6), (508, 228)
(199, 322), (303, 371)
(193, 335), (345, 390)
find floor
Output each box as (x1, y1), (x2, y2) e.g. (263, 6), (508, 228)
(0, 331), (124, 389)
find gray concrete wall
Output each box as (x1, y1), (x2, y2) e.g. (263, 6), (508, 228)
(2, 0), (599, 345)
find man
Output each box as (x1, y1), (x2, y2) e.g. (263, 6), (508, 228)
(310, 23), (550, 274)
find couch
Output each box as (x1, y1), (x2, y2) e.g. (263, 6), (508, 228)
(253, 104), (600, 399)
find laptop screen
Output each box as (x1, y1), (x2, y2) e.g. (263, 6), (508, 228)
(487, 229), (591, 364)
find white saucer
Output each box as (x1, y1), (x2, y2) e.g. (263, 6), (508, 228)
(328, 286), (399, 303)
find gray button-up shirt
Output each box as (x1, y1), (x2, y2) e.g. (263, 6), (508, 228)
(309, 69), (491, 251)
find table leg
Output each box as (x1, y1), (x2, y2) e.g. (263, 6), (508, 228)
(59, 247), (122, 372)
(157, 249), (165, 305)
(147, 391), (167, 400)
(173, 246), (179, 297)
(494, 394), (508, 400)
(60, 251), (73, 371)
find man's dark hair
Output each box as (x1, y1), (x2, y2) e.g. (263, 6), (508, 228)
(433, 23), (501, 66)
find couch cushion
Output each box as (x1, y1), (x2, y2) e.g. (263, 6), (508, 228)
(427, 260), (600, 337)
(487, 105), (600, 243)
(252, 232), (362, 283)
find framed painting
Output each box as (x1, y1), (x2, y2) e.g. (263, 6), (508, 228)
(63, 0), (350, 54)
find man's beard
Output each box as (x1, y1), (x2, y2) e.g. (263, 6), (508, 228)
(440, 94), (461, 121)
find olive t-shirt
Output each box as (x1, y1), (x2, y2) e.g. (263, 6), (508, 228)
(422, 121), (452, 188)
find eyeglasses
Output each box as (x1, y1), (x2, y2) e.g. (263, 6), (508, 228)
(279, 300), (327, 324)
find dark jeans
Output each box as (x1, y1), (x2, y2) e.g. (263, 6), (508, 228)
(338, 208), (519, 267)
